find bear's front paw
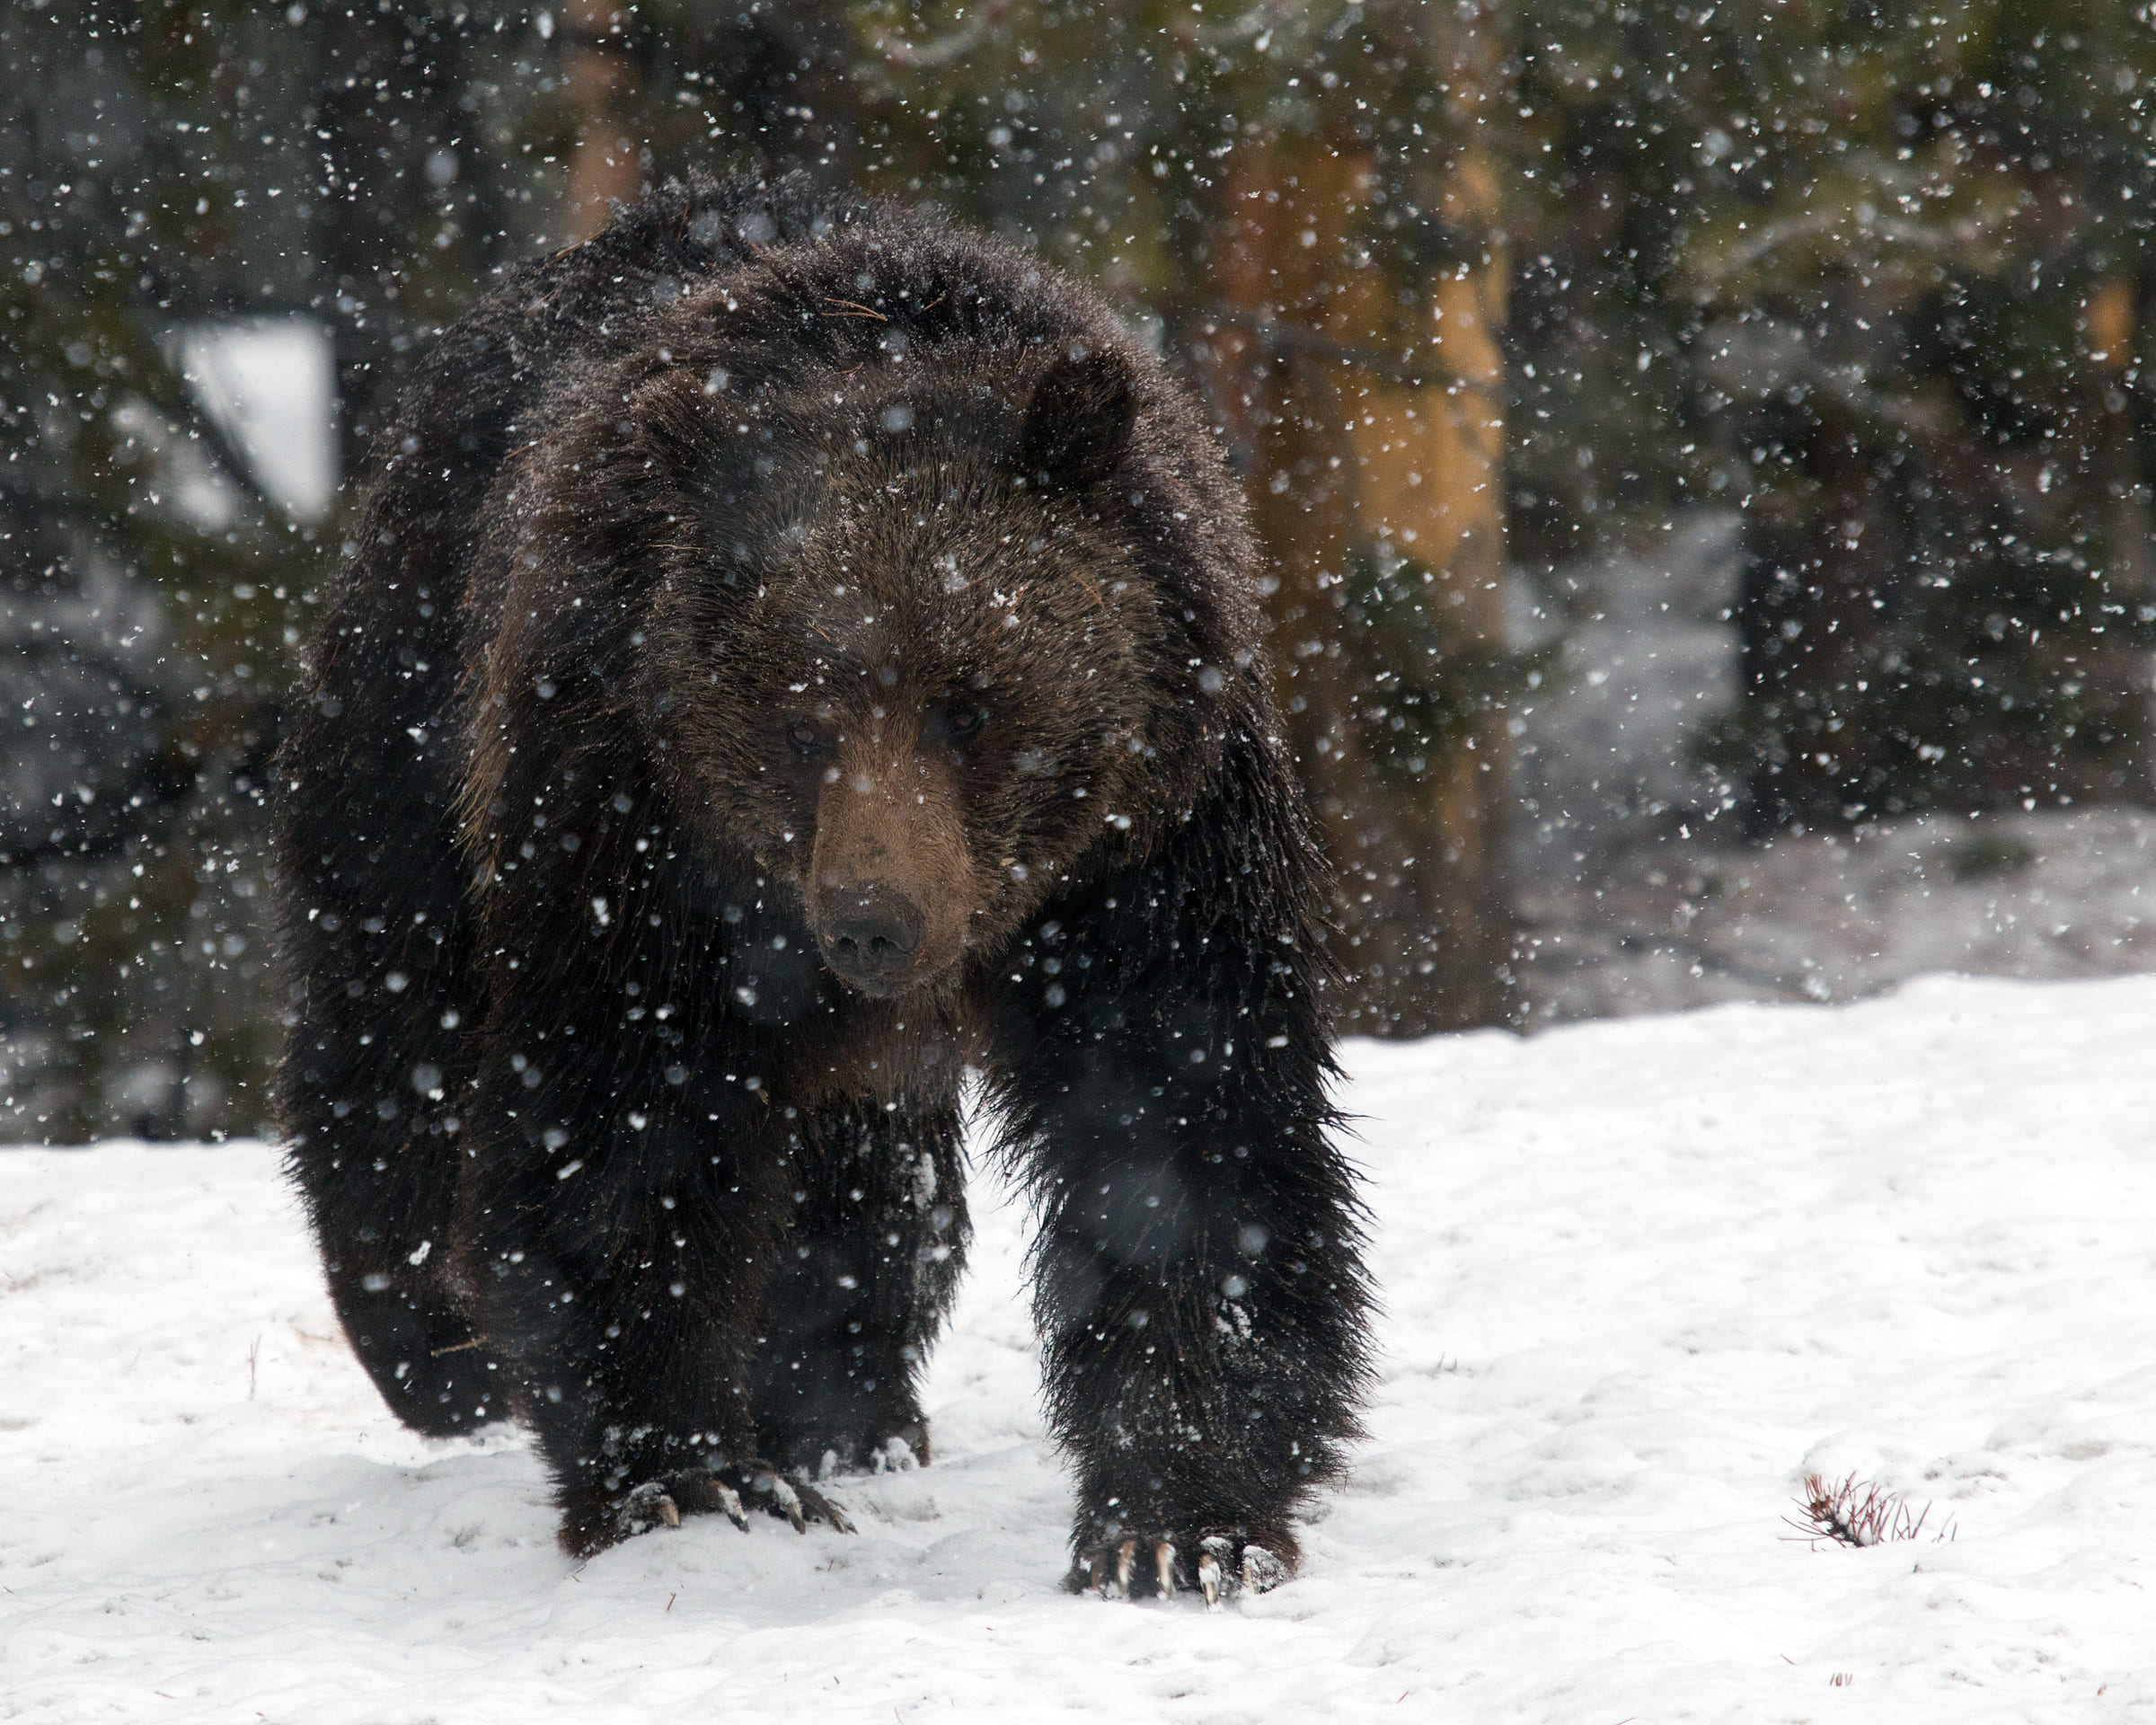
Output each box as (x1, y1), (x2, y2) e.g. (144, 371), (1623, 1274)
(686, 1463), (856, 1535)
(560, 1464), (854, 1556)
(619, 1478), (684, 1535)
(1065, 1530), (1292, 1608)
(561, 1478), (685, 1557)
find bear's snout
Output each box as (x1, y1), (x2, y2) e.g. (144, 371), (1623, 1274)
(805, 742), (976, 995)
(821, 885), (926, 995)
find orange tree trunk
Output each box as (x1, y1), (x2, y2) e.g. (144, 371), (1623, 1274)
(560, 0), (644, 242)
(1208, 132), (1515, 1037)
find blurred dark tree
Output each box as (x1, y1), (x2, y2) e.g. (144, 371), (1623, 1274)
(1512, 0), (2156, 829)
(1, 1), (552, 1139)
(4, 2), (288, 1140)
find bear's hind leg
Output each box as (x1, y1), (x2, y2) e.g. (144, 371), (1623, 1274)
(283, 974), (503, 1437)
(751, 1099), (969, 1474)
(301, 1151), (503, 1438)
(277, 673), (502, 1437)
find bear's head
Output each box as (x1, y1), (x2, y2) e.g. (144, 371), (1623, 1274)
(478, 296), (1253, 1003)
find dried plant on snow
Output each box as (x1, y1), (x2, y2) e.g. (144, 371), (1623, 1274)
(1785, 1473), (1954, 1548)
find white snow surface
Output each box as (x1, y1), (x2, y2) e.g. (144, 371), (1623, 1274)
(5, 974), (2153, 1721)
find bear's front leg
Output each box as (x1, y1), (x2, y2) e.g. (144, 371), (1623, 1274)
(985, 750), (1374, 1602)
(464, 1065), (853, 1556)
(750, 1098), (969, 1474)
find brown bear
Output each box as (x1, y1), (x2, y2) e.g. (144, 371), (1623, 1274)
(274, 172), (1372, 1599)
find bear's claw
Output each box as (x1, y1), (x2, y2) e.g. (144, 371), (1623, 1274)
(610, 1465), (853, 1544)
(708, 1479), (749, 1531)
(617, 1480), (681, 1539)
(1196, 1543), (1223, 1607)
(707, 1464), (854, 1535)
(747, 1467), (858, 1535)
(1070, 1533), (1287, 1607)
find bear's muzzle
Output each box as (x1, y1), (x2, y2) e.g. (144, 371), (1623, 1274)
(820, 883), (926, 995)
(806, 737), (975, 995)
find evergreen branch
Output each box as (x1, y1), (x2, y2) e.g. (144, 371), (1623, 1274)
(873, 0), (1012, 69)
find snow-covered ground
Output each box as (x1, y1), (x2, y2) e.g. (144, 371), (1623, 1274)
(1516, 808), (2156, 1024)
(5, 975), (2154, 1721)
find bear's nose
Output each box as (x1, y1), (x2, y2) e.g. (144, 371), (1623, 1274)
(821, 889), (924, 994)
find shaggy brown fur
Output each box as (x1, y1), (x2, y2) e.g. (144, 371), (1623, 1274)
(276, 172), (1373, 1585)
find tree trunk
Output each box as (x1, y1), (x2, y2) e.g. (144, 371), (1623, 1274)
(561, 1), (644, 243)
(2084, 275), (2156, 802)
(1209, 119), (1514, 1036)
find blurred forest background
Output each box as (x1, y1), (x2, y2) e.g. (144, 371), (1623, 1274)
(6, 0), (2156, 1141)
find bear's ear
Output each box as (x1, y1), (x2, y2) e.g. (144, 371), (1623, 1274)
(1014, 346), (1135, 493)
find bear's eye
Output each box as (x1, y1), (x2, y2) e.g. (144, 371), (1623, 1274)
(946, 704), (984, 740)
(785, 719), (820, 753)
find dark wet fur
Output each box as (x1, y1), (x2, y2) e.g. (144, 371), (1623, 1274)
(273, 172), (1373, 1570)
